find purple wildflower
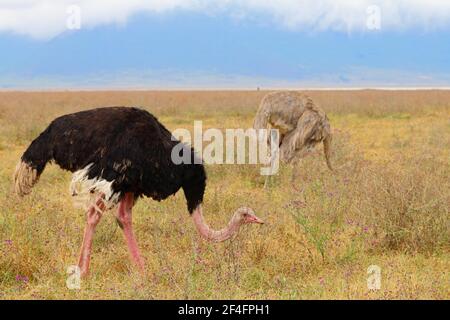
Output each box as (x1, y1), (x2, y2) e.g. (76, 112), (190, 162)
(16, 275), (29, 283)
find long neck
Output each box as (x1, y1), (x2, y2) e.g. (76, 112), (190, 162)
(191, 205), (240, 242)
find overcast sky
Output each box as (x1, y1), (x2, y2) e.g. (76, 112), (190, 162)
(0, 0), (449, 88)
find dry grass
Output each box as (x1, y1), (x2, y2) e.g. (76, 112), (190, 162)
(0, 90), (449, 299)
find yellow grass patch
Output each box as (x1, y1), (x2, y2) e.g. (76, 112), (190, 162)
(0, 90), (448, 299)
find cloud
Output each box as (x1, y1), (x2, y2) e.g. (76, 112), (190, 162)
(1, 0), (450, 39)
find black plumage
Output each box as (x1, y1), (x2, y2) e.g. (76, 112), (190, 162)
(19, 106), (206, 213)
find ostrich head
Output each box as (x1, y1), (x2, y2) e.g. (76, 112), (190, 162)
(231, 207), (264, 225)
(192, 205), (264, 242)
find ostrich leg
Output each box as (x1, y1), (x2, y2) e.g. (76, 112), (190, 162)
(78, 197), (105, 277)
(117, 192), (145, 273)
(264, 129), (280, 189)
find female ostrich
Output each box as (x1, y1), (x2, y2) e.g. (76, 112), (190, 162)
(13, 107), (264, 277)
(254, 91), (333, 170)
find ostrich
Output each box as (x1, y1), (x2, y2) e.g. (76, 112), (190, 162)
(254, 91), (333, 170)
(13, 107), (264, 277)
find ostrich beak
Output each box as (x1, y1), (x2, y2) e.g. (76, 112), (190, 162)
(248, 214), (265, 224)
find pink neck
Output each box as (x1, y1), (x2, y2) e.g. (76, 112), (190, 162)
(191, 205), (240, 242)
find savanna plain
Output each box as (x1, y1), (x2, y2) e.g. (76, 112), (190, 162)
(0, 90), (449, 299)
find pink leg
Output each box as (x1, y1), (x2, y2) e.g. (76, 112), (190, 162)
(117, 193), (145, 273)
(78, 197), (105, 277)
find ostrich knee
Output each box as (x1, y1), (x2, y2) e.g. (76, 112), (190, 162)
(117, 193), (134, 227)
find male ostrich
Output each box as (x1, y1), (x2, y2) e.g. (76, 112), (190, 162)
(254, 91), (333, 170)
(13, 107), (264, 277)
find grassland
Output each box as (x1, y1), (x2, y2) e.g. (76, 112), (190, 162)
(0, 90), (449, 299)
